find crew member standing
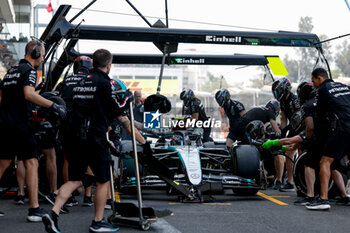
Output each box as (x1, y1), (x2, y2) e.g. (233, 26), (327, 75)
(215, 88), (247, 147)
(306, 68), (350, 210)
(0, 40), (66, 221)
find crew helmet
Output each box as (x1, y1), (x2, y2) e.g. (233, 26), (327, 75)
(265, 99), (280, 118)
(215, 88), (231, 107)
(246, 120), (265, 141)
(182, 89), (194, 107)
(73, 56), (92, 74)
(272, 77), (292, 101)
(297, 81), (316, 104)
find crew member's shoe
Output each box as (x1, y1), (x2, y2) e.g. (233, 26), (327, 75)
(45, 192), (69, 214)
(294, 196), (314, 206)
(335, 196), (350, 206)
(42, 210), (61, 233)
(0, 211), (4, 217)
(89, 218), (119, 232)
(105, 199), (113, 210)
(273, 180), (283, 190)
(279, 182), (295, 192)
(83, 196), (93, 207)
(15, 195), (25, 205)
(306, 198), (330, 210)
(27, 207), (46, 222)
(65, 196), (79, 207)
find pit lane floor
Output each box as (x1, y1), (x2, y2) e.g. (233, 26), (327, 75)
(1, 188), (349, 233)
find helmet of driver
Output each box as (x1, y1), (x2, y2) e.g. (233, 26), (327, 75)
(272, 77), (291, 101)
(297, 81), (316, 104)
(171, 135), (183, 146)
(182, 89), (194, 107)
(265, 99), (280, 118)
(246, 120), (265, 141)
(215, 88), (231, 107)
(73, 56), (92, 74)
(110, 78), (129, 107)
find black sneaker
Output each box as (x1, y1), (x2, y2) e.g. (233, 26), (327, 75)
(83, 196), (93, 207)
(27, 207), (46, 222)
(45, 192), (57, 206)
(0, 211), (4, 217)
(294, 196), (314, 206)
(279, 182), (295, 192)
(306, 198), (331, 210)
(42, 210), (61, 233)
(273, 180), (283, 190)
(89, 218), (119, 232)
(335, 196), (350, 206)
(45, 192), (69, 214)
(65, 196), (79, 207)
(15, 195), (25, 205)
(105, 199), (112, 210)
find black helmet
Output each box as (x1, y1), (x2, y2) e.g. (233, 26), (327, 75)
(265, 99), (280, 118)
(73, 56), (92, 74)
(180, 89), (186, 100)
(272, 77), (291, 101)
(215, 88), (230, 107)
(182, 89), (194, 107)
(297, 81), (316, 104)
(246, 120), (265, 141)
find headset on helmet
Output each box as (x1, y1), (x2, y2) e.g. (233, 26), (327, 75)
(73, 56), (92, 74)
(272, 77), (291, 101)
(246, 120), (265, 141)
(31, 41), (42, 60)
(182, 89), (194, 107)
(265, 99), (280, 118)
(215, 88), (231, 107)
(297, 81), (316, 104)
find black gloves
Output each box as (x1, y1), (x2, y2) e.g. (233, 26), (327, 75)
(50, 103), (67, 119)
(142, 141), (153, 157)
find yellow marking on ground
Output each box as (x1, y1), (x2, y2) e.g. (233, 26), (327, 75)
(257, 192), (288, 205)
(168, 202), (232, 205)
(114, 191), (120, 202)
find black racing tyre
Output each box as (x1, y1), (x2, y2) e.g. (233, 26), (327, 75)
(232, 188), (258, 196)
(293, 151), (334, 196)
(231, 145), (260, 179)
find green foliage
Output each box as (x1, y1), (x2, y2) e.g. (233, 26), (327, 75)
(282, 16), (333, 83)
(200, 72), (231, 92)
(335, 40), (350, 76)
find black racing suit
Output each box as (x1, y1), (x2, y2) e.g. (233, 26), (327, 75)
(66, 68), (123, 183)
(315, 79), (350, 160)
(187, 97), (212, 142)
(223, 99), (248, 143)
(242, 106), (276, 125)
(0, 59), (38, 160)
(280, 93), (301, 137)
(59, 69), (90, 151)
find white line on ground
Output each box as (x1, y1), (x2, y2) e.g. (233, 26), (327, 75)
(151, 218), (182, 233)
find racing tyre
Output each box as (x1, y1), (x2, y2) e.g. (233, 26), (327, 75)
(231, 145), (260, 179)
(293, 151), (334, 196)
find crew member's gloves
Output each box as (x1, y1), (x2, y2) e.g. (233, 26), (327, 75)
(262, 139), (280, 150)
(142, 141), (153, 157)
(50, 103), (67, 119)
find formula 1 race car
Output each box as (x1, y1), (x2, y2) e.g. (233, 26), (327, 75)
(116, 128), (264, 201)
